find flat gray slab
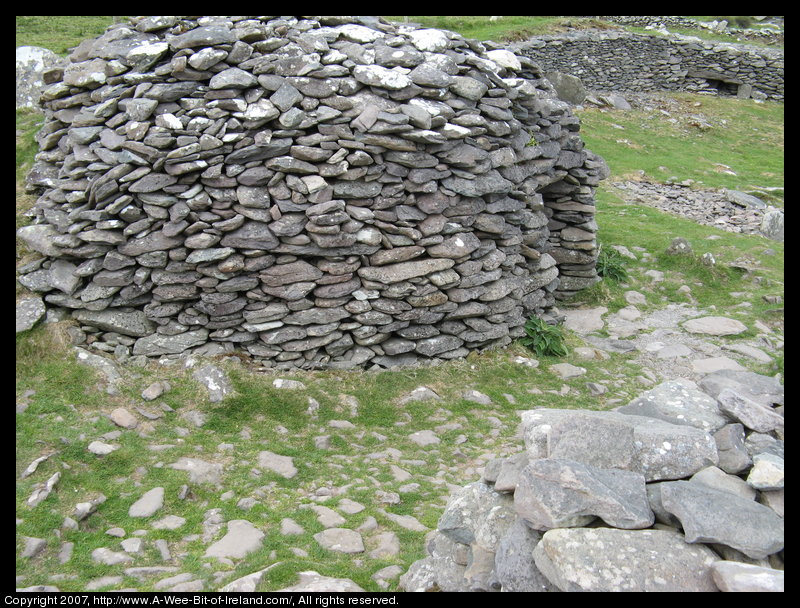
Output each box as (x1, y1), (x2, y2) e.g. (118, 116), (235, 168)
(533, 527), (719, 592)
(660, 480), (784, 559)
(521, 408), (718, 482)
(514, 458), (653, 531)
(204, 520), (264, 559)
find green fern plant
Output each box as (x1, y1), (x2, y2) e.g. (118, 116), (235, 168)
(596, 245), (629, 282)
(520, 316), (569, 357)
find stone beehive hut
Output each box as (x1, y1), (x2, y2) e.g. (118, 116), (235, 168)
(18, 16), (608, 370)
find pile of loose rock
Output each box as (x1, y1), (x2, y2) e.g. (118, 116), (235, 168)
(400, 369), (784, 592)
(611, 180), (784, 241)
(18, 15), (607, 370)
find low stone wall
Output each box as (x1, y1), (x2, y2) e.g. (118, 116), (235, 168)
(400, 370), (784, 592)
(511, 30), (783, 101)
(17, 16), (607, 369)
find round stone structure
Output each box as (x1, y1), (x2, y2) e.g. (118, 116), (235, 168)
(18, 16), (607, 370)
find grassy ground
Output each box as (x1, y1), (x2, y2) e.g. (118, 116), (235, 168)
(16, 16), (783, 592)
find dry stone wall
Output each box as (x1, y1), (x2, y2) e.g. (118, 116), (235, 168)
(511, 30), (783, 101)
(18, 16), (607, 370)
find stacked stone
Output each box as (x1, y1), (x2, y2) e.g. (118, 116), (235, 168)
(401, 371), (784, 592)
(511, 31), (784, 102)
(18, 16), (605, 369)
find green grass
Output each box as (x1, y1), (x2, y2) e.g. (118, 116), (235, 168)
(16, 16), (123, 55)
(577, 93), (784, 202)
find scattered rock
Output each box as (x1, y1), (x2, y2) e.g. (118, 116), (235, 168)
(204, 520), (265, 559)
(129, 487), (165, 518)
(313, 528), (365, 554)
(109, 407), (138, 429)
(278, 571), (364, 592)
(682, 316), (747, 336)
(257, 451), (298, 479)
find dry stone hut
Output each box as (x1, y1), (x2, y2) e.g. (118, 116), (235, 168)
(18, 16), (608, 370)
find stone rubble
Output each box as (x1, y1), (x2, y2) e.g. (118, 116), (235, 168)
(400, 367), (784, 592)
(17, 15), (608, 371)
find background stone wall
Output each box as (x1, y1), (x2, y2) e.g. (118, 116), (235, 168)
(18, 16), (607, 370)
(511, 30), (783, 101)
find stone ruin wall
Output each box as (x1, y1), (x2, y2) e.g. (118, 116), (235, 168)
(18, 16), (608, 370)
(511, 30), (784, 101)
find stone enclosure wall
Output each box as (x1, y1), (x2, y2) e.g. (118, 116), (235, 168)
(511, 30), (784, 101)
(18, 16), (607, 370)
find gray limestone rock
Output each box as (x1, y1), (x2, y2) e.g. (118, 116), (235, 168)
(257, 451), (297, 479)
(204, 520), (265, 559)
(192, 365), (233, 403)
(521, 409), (718, 482)
(169, 458), (224, 486)
(533, 528), (719, 592)
(710, 561), (784, 592)
(514, 458), (654, 531)
(660, 480), (784, 559)
(618, 379), (729, 432)
(16, 297), (47, 333)
(492, 518), (558, 592)
(715, 388), (784, 433)
(313, 528), (364, 554)
(278, 571), (364, 592)
(129, 487), (164, 517)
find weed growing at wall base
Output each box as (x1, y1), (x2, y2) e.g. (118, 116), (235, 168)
(520, 316), (569, 358)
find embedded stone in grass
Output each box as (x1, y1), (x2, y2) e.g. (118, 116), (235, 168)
(152, 515), (187, 530)
(257, 450), (298, 479)
(142, 380), (171, 401)
(280, 518), (304, 536)
(109, 407), (138, 429)
(313, 528), (365, 554)
(409, 429), (440, 447)
(192, 365), (233, 402)
(398, 386), (441, 404)
(549, 363), (586, 379)
(169, 458), (224, 486)
(272, 378), (306, 390)
(92, 547), (134, 566)
(682, 316), (747, 336)
(129, 487), (164, 518)
(88, 441), (119, 455)
(204, 520), (265, 559)
(278, 571), (365, 592)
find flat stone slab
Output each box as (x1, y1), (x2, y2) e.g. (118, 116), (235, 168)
(533, 527), (719, 592)
(204, 520), (265, 559)
(514, 458), (653, 531)
(169, 457), (224, 486)
(128, 487), (164, 518)
(618, 379), (728, 432)
(257, 450), (297, 479)
(659, 480), (784, 559)
(682, 316), (747, 336)
(562, 307), (606, 334)
(313, 528), (364, 554)
(715, 388), (784, 433)
(699, 369), (784, 408)
(278, 571), (364, 592)
(710, 561), (784, 592)
(192, 365), (233, 402)
(522, 408), (718, 482)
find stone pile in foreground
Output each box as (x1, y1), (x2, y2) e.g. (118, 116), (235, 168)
(400, 369), (784, 592)
(18, 15), (607, 371)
